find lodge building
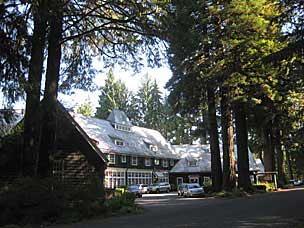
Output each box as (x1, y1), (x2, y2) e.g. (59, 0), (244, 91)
(72, 109), (179, 188)
(1, 105), (264, 189)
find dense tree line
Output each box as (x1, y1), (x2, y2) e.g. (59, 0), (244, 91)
(1, 0), (167, 177)
(1, 0), (303, 193)
(164, 0), (303, 191)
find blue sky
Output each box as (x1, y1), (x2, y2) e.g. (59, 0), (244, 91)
(0, 64), (172, 111)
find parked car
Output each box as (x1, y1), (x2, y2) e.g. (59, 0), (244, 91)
(137, 184), (149, 193)
(127, 185), (142, 198)
(149, 182), (171, 193)
(183, 183), (205, 197)
(177, 183), (188, 196)
(293, 180), (303, 186)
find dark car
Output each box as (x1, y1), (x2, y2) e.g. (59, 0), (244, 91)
(127, 185), (142, 198)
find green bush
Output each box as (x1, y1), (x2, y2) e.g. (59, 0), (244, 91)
(0, 177), (65, 226)
(104, 192), (136, 213)
(0, 177), (138, 226)
(254, 182), (276, 192)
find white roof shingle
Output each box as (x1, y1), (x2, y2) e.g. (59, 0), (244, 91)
(73, 113), (178, 159)
(170, 144), (264, 173)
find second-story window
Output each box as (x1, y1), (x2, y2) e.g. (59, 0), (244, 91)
(145, 158), (151, 166)
(162, 160), (168, 168)
(114, 124), (131, 132)
(121, 155), (126, 163)
(131, 156), (138, 166)
(170, 159), (175, 166)
(149, 145), (158, 152)
(107, 154), (115, 164)
(154, 158), (160, 166)
(114, 139), (124, 146)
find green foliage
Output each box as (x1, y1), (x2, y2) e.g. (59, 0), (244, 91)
(104, 193), (136, 213)
(0, 176), (138, 226)
(95, 69), (131, 119)
(135, 75), (163, 130)
(76, 100), (94, 117)
(0, 178), (65, 226)
(254, 182), (276, 192)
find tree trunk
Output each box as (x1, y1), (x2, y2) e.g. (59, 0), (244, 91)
(234, 101), (251, 191)
(207, 86), (222, 192)
(22, 0), (48, 177)
(275, 128), (286, 187)
(38, 1), (63, 177)
(221, 87), (236, 191)
(286, 149), (294, 180)
(263, 123), (275, 172)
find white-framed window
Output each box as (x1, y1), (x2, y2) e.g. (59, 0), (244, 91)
(177, 177), (183, 185)
(170, 159), (175, 166)
(127, 170), (152, 185)
(114, 139), (124, 146)
(114, 124), (131, 132)
(131, 156), (138, 166)
(53, 160), (65, 181)
(149, 145), (158, 152)
(162, 159), (168, 168)
(154, 158), (160, 166)
(189, 175), (199, 183)
(121, 155), (127, 163)
(105, 168), (126, 189)
(145, 158), (151, 166)
(107, 154), (115, 164)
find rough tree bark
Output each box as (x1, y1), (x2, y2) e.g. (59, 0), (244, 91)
(22, 0), (48, 177)
(275, 127), (286, 186)
(207, 86), (222, 192)
(38, 0), (63, 177)
(234, 101), (251, 191)
(263, 123), (275, 172)
(221, 87), (236, 191)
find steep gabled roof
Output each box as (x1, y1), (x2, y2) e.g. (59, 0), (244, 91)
(170, 144), (264, 173)
(57, 102), (108, 164)
(0, 109), (23, 137)
(73, 113), (178, 159)
(107, 109), (133, 126)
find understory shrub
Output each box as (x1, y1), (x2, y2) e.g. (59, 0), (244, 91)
(0, 177), (65, 226)
(254, 182), (276, 192)
(0, 177), (137, 226)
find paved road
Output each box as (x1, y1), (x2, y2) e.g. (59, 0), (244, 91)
(55, 188), (304, 228)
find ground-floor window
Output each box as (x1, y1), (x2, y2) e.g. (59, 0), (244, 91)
(154, 171), (169, 183)
(105, 168), (126, 189)
(177, 177), (183, 185)
(53, 160), (65, 181)
(105, 168), (153, 188)
(127, 170), (152, 185)
(189, 175), (199, 183)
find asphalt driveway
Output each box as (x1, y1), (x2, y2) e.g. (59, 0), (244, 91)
(54, 188), (304, 228)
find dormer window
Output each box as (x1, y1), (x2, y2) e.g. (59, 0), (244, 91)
(170, 159), (175, 166)
(115, 139), (124, 146)
(162, 160), (168, 168)
(149, 145), (158, 152)
(114, 124), (131, 132)
(188, 159), (198, 167)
